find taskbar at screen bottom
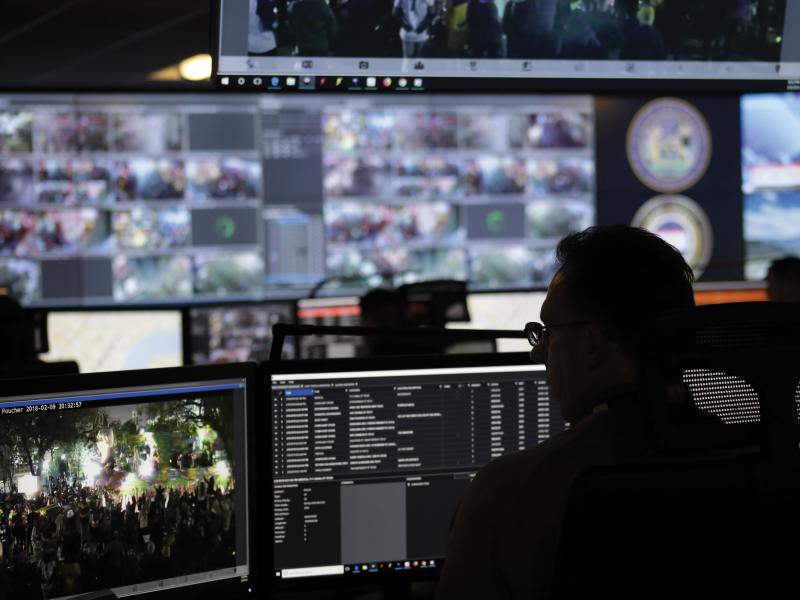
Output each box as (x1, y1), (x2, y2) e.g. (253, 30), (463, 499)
(276, 558), (439, 580)
(52, 567), (250, 600)
(217, 74), (795, 94)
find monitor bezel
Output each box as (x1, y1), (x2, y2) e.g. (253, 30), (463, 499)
(0, 362), (263, 600)
(264, 351), (542, 591)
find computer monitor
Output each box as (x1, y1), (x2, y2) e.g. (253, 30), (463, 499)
(448, 291), (547, 352)
(0, 363), (258, 599)
(186, 301), (297, 363)
(1, 92), (590, 305)
(40, 309), (183, 373)
(269, 353), (564, 584)
(296, 295), (364, 358)
(216, 0), (798, 92)
(741, 91), (800, 281)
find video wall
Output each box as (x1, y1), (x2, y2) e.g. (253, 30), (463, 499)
(0, 94), (593, 306)
(0, 91), (791, 309)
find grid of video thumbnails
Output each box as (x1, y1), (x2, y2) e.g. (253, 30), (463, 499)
(322, 96), (594, 288)
(0, 381), (249, 599)
(0, 99), (267, 307)
(0, 95), (594, 306)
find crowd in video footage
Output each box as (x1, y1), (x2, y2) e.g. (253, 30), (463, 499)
(249, 0), (785, 61)
(0, 397), (239, 599)
(0, 108), (265, 303)
(322, 107), (594, 287)
(741, 93), (800, 280)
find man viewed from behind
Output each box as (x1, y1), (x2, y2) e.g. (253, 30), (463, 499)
(436, 225), (695, 600)
(766, 256), (800, 303)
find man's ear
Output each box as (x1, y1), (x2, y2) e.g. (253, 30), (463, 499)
(582, 324), (603, 371)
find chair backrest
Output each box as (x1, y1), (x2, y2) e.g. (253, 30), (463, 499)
(551, 303), (800, 599)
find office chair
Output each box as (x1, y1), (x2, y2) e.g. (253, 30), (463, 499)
(551, 302), (800, 599)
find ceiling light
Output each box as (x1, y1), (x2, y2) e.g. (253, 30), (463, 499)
(178, 54), (212, 81)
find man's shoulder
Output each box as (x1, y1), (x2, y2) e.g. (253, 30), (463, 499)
(471, 431), (575, 498)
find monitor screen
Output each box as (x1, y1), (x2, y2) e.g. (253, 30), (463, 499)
(0, 366), (254, 599)
(187, 301), (296, 363)
(40, 310), (183, 373)
(216, 0), (799, 92)
(0, 93), (590, 306)
(448, 291), (546, 352)
(296, 295), (363, 357)
(269, 357), (564, 582)
(741, 91), (800, 280)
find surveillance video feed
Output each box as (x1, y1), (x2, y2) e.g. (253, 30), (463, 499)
(189, 302), (296, 363)
(0, 209), (113, 256)
(0, 159), (34, 205)
(0, 111), (33, 153)
(469, 245), (557, 288)
(36, 159), (114, 205)
(186, 157), (262, 202)
(110, 113), (183, 153)
(0, 381), (249, 599)
(322, 96), (594, 289)
(0, 96), (272, 306)
(0, 93), (593, 305)
(193, 252), (265, 296)
(218, 0), (794, 86)
(113, 255), (193, 301)
(112, 208), (191, 251)
(114, 158), (186, 201)
(0, 258), (40, 303)
(35, 112), (110, 153)
(741, 93), (800, 279)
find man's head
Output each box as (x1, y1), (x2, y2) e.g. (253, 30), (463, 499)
(360, 288), (406, 329)
(531, 225), (694, 423)
(766, 256), (800, 302)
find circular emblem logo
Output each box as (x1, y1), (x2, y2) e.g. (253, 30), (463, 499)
(632, 195), (713, 277)
(627, 98), (712, 194)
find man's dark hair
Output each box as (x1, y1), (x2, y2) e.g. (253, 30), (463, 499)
(767, 256), (800, 281)
(360, 288), (405, 318)
(555, 225), (695, 350)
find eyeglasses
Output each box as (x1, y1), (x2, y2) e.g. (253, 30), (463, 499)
(524, 320), (591, 349)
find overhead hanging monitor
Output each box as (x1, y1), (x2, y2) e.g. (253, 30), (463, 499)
(0, 363), (258, 599)
(216, 0), (800, 92)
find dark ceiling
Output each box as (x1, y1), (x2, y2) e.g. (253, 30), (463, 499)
(0, 0), (214, 91)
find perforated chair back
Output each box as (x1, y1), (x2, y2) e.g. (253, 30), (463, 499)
(551, 303), (800, 599)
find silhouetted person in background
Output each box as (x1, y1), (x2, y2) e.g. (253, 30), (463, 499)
(360, 287), (449, 356)
(504, 0), (559, 58)
(393, 0), (434, 58)
(288, 0), (339, 55)
(466, 0), (502, 58)
(436, 226), (696, 600)
(620, 4), (666, 60)
(0, 295), (78, 378)
(360, 288), (409, 356)
(0, 296), (40, 371)
(766, 256), (800, 303)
